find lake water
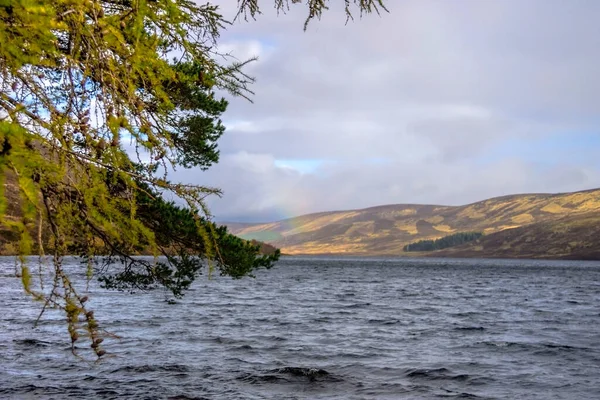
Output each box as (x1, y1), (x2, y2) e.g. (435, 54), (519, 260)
(1, 256), (600, 399)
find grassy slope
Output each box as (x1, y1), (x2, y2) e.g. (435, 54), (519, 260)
(227, 189), (600, 259)
(430, 212), (600, 260)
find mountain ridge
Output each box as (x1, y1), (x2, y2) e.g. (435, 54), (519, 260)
(224, 187), (600, 225)
(226, 188), (600, 260)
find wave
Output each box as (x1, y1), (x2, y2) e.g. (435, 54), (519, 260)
(367, 318), (401, 325)
(238, 367), (343, 384)
(13, 339), (53, 347)
(111, 364), (189, 374)
(454, 326), (485, 331)
(479, 340), (588, 351)
(405, 367), (470, 382)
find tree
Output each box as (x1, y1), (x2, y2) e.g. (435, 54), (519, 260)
(0, 0), (386, 358)
(403, 232), (484, 252)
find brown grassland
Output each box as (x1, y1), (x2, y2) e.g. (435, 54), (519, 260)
(227, 189), (600, 260)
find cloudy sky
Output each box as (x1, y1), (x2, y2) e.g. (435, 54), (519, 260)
(178, 0), (600, 222)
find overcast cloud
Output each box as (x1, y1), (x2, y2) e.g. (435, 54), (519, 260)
(175, 0), (600, 222)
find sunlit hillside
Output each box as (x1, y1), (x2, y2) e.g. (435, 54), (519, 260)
(227, 189), (600, 259)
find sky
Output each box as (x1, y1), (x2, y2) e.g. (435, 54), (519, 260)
(175, 0), (600, 223)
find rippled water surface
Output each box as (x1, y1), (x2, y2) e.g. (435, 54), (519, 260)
(2, 256), (600, 399)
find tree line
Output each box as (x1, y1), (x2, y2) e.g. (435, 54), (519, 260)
(403, 232), (483, 252)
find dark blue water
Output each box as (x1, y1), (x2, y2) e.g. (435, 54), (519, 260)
(2, 256), (600, 399)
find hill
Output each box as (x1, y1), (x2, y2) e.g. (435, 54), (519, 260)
(227, 188), (600, 260)
(431, 212), (600, 260)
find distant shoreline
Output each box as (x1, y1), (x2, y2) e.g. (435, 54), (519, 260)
(274, 253), (600, 262)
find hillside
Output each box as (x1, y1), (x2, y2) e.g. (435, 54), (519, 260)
(227, 188), (600, 259)
(430, 212), (600, 260)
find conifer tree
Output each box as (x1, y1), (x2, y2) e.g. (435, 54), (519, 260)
(0, 0), (386, 357)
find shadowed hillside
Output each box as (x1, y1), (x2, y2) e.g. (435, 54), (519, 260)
(227, 189), (600, 259)
(430, 212), (600, 260)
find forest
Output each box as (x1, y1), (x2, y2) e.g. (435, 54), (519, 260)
(403, 232), (484, 252)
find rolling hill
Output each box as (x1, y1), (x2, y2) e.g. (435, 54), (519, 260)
(227, 188), (600, 260)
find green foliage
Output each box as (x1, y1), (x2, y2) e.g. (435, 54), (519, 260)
(0, 0), (384, 358)
(404, 232), (484, 252)
(167, 62), (228, 170)
(97, 180), (280, 297)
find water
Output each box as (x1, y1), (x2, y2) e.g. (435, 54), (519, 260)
(2, 256), (600, 399)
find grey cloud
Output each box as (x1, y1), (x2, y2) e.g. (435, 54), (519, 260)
(221, 1), (600, 119)
(172, 1), (600, 221)
(406, 113), (514, 162)
(194, 154), (600, 222)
